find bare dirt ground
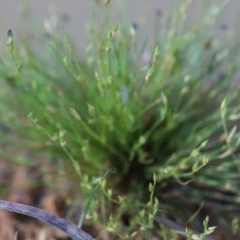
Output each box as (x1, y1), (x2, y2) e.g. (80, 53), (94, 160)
(0, 160), (74, 240)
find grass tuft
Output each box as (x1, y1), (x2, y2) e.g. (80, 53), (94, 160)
(0, 0), (240, 238)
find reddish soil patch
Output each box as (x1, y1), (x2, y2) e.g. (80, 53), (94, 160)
(0, 160), (76, 240)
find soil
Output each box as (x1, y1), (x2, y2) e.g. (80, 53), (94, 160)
(0, 121), (84, 240)
(0, 160), (76, 240)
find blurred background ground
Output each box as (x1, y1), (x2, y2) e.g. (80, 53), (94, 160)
(0, 0), (239, 51)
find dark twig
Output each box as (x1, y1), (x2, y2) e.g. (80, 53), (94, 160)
(0, 200), (95, 240)
(155, 216), (215, 240)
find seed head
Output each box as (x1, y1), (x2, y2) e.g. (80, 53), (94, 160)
(7, 29), (13, 37)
